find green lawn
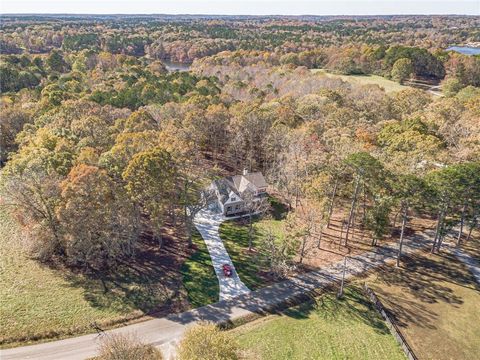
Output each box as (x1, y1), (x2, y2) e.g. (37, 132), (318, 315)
(365, 251), (480, 360)
(0, 208), (217, 346)
(312, 69), (409, 93)
(181, 229), (219, 307)
(219, 197), (288, 290)
(232, 285), (406, 360)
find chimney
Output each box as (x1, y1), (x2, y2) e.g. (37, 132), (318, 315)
(243, 168), (248, 176)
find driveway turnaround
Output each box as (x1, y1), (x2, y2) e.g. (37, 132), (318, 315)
(193, 209), (251, 300)
(1, 230), (436, 360)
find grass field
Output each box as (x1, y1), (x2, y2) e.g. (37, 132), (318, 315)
(219, 197), (288, 290)
(312, 69), (409, 93)
(232, 285), (406, 360)
(0, 208), (217, 346)
(365, 250), (480, 360)
(181, 229), (219, 307)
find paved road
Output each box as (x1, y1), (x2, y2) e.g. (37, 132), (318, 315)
(1, 230), (434, 360)
(453, 248), (480, 284)
(193, 209), (250, 300)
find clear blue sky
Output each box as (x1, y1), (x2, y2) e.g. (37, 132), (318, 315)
(1, 0), (479, 15)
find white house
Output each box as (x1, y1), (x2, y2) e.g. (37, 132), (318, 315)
(209, 170), (268, 216)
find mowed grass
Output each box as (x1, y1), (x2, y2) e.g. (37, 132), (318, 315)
(232, 285), (406, 360)
(365, 250), (480, 360)
(219, 197), (288, 290)
(181, 229), (219, 307)
(312, 69), (409, 93)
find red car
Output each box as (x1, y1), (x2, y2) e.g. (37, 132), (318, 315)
(222, 264), (232, 277)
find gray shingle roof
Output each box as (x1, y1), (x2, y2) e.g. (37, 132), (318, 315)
(212, 172), (267, 204)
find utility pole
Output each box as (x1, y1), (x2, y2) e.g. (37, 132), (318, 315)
(337, 256), (347, 299)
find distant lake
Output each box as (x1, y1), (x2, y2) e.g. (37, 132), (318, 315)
(163, 60), (191, 72)
(446, 46), (480, 56)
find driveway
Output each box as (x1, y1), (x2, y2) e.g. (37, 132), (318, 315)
(193, 209), (251, 300)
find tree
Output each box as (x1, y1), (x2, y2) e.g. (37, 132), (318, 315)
(426, 165), (469, 253)
(391, 174), (427, 266)
(99, 131), (160, 179)
(123, 147), (176, 249)
(258, 225), (297, 279)
(365, 196), (393, 246)
(242, 191), (270, 251)
(46, 50), (69, 73)
(57, 165), (139, 281)
(343, 152), (386, 245)
(1, 166), (62, 261)
(284, 207), (318, 264)
(449, 162), (480, 245)
(178, 322), (239, 360)
(442, 77), (464, 97)
(377, 117), (444, 171)
(0, 106), (34, 165)
(391, 58), (413, 84)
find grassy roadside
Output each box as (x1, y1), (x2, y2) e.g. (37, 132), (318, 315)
(181, 229), (219, 307)
(231, 285), (406, 360)
(365, 250), (480, 360)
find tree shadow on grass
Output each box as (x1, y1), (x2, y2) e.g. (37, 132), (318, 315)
(62, 228), (191, 317)
(366, 251), (477, 330)
(377, 253), (472, 304)
(279, 285), (392, 335)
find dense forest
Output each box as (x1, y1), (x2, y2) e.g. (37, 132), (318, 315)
(1, 14), (479, 293)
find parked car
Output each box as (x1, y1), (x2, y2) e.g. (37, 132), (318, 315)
(222, 264), (232, 277)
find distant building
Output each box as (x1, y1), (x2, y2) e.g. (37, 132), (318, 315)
(209, 169), (268, 216)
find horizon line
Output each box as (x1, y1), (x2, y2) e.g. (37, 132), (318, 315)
(1, 13), (476, 16)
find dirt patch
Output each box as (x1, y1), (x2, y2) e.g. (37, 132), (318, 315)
(301, 211), (437, 269)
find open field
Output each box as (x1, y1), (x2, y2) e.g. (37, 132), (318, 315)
(0, 208), (217, 347)
(365, 250), (480, 360)
(232, 285), (406, 360)
(312, 69), (409, 93)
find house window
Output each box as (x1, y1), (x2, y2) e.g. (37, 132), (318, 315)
(235, 205), (239, 210)
(227, 206), (232, 212)
(232, 197), (236, 201)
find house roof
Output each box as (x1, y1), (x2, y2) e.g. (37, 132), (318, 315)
(213, 177), (240, 204)
(244, 172), (267, 189)
(212, 172), (267, 204)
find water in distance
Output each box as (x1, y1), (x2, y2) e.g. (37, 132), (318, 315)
(446, 46), (480, 56)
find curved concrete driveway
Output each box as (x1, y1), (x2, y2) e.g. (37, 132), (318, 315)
(193, 209), (251, 300)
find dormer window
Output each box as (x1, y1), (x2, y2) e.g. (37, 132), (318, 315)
(232, 196), (236, 201)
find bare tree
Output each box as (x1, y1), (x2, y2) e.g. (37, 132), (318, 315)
(242, 191), (270, 251)
(184, 189), (216, 247)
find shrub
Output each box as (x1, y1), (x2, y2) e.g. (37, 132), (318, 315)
(177, 322), (239, 360)
(97, 333), (163, 360)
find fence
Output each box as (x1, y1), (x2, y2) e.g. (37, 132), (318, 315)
(363, 283), (419, 360)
